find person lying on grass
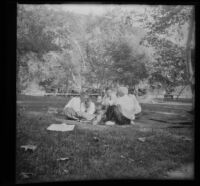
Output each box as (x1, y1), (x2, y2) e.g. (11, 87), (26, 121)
(93, 86), (141, 125)
(62, 93), (96, 121)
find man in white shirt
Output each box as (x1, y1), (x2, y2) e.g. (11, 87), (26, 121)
(102, 88), (118, 108)
(63, 93), (95, 121)
(92, 88), (117, 125)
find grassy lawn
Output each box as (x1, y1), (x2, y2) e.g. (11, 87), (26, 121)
(16, 95), (194, 182)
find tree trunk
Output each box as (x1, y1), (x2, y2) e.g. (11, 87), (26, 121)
(186, 7), (195, 110)
(176, 85), (187, 100)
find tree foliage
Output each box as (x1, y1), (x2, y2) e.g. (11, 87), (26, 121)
(17, 5), (60, 57)
(138, 5), (194, 91)
(17, 5), (194, 94)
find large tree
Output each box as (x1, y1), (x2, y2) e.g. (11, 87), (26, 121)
(139, 6), (194, 96)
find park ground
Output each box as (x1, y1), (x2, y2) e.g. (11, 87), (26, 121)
(16, 95), (194, 183)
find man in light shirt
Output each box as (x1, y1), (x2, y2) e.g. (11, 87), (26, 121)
(102, 88), (118, 108)
(63, 93), (95, 121)
(92, 88), (117, 125)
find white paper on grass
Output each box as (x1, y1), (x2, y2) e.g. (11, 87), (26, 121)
(20, 145), (37, 151)
(47, 123), (75, 131)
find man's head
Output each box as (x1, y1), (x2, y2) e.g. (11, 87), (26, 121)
(86, 96), (94, 109)
(97, 96), (102, 103)
(105, 88), (113, 97)
(80, 92), (89, 102)
(81, 92), (92, 107)
(117, 87), (128, 97)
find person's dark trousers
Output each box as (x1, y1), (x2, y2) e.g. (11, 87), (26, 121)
(105, 105), (130, 125)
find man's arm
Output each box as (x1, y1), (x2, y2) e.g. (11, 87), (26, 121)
(80, 103), (86, 113)
(87, 102), (96, 115)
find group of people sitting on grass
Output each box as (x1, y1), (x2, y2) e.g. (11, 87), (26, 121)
(60, 86), (141, 125)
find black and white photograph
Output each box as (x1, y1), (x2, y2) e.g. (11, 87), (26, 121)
(16, 4), (195, 182)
